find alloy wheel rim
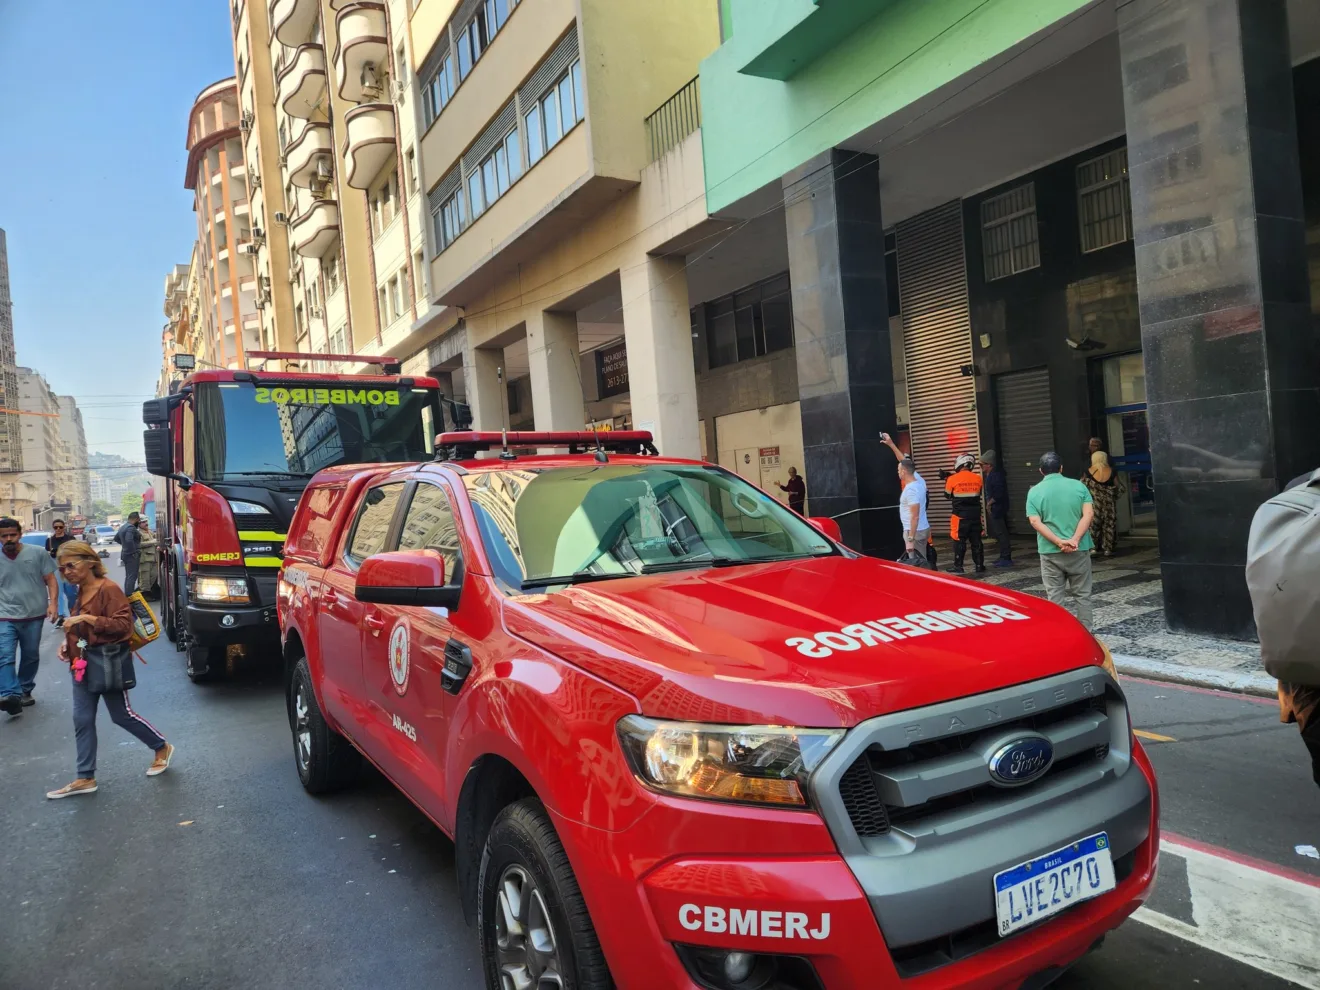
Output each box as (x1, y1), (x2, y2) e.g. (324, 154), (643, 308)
(493, 864), (564, 990)
(293, 684), (311, 772)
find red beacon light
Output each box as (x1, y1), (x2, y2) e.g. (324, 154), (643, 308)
(435, 430), (658, 460)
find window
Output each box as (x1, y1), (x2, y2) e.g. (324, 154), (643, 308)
(330, 324), (347, 353)
(1077, 148), (1132, 253)
(347, 483), (406, 563)
(467, 171), (486, 219)
(704, 273), (794, 369)
(395, 43), (407, 85)
(526, 59), (583, 166)
(379, 286), (391, 323)
(422, 53), (456, 126)
(484, 0), (513, 37)
(456, 13), (486, 80)
(469, 127), (523, 220)
(981, 182), (1040, 281)
(434, 188), (467, 250)
(389, 274), (404, 319)
(398, 483), (463, 581)
(405, 149), (417, 196)
(324, 254), (340, 294)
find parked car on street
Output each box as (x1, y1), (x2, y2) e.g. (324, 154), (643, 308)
(277, 430), (1158, 990)
(93, 525), (115, 545)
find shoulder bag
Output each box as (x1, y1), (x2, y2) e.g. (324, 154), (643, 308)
(82, 641), (137, 695)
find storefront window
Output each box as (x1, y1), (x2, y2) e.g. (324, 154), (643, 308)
(704, 273), (794, 369)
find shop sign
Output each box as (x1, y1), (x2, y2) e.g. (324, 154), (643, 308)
(596, 341), (629, 398)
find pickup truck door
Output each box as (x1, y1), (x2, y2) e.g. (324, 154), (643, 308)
(320, 482), (408, 737)
(359, 479), (463, 820)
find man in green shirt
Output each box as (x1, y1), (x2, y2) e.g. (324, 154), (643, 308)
(1026, 451), (1095, 630)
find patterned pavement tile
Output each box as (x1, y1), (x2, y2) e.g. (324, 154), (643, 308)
(1093, 580), (1166, 605)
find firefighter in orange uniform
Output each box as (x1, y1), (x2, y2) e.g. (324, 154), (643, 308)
(944, 453), (986, 574)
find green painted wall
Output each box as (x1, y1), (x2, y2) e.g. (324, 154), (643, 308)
(700, 0), (1093, 213)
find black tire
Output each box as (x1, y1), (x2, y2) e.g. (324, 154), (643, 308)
(289, 656), (359, 794)
(162, 571), (176, 643)
(478, 798), (611, 990)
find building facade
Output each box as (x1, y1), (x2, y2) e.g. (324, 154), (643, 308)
(695, 0), (1320, 635)
(185, 79), (258, 369)
(226, 0), (456, 376)
(17, 367), (70, 523)
(56, 395), (89, 516)
(0, 229), (22, 478)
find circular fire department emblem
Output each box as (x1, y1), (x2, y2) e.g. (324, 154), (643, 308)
(388, 620), (410, 696)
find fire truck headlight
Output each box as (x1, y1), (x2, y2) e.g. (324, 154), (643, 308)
(616, 716), (843, 808)
(191, 576), (250, 604)
(228, 500), (267, 515)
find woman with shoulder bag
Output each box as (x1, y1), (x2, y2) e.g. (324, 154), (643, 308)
(46, 542), (174, 800)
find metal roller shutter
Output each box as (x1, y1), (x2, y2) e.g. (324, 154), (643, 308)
(896, 201), (979, 535)
(994, 367), (1055, 532)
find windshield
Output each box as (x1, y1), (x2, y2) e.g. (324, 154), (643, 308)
(461, 463), (836, 589)
(193, 381), (437, 482)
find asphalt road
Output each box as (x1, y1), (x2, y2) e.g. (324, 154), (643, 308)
(1, 560), (1316, 989)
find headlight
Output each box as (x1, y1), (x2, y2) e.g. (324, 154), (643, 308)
(1097, 639), (1120, 682)
(227, 500), (267, 515)
(191, 576), (250, 603)
(616, 715), (844, 808)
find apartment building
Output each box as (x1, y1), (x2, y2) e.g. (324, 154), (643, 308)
(160, 261), (191, 394)
(228, 0), (454, 376)
(185, 79), (258, 369)
(409, 0), (722, 450)
(0, 229), (22, 475)
(56, 395), (89, 515)
(17, 367), (70, 514)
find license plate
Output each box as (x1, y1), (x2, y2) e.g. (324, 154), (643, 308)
(994, 832), (1116, 937)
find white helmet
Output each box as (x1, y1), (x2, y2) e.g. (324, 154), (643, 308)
(954, 453), (976, 472)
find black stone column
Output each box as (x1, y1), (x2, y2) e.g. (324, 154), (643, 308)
(783, 150), (902, 556)
(1119, 0), (1320, 636)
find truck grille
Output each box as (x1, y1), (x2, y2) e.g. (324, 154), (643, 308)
(808, 667), (1152, 958)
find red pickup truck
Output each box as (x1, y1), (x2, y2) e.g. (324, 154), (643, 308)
(277, 430), (1157, 990)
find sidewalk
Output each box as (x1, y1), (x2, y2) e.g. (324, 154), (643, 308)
(934, 536), (1275, 697)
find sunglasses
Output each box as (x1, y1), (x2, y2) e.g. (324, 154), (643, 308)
(57, 562), (84, 572)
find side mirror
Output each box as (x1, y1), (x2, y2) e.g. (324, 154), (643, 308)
(356, 550), (460, 609)
(143, 428), (174, 477)
(142, 397), (172, 426)
(808, 516), (843, 543)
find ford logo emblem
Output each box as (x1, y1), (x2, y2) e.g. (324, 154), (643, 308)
(987, 734), (1054, 786)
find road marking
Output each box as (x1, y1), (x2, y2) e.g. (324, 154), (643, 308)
(1133, 729), (1175, 743)
(1134, 835), (1320, 988)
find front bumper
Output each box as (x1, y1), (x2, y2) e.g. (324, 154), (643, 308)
(185, 601), (278, 645)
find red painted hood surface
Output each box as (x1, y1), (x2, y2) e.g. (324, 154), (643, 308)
(504, 556), (1105, 728)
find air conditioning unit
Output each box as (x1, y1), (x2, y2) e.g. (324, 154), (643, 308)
(240, 110), (254, 132)
(259, 275), (271, 292)
(274, 211), (289, 224)
(394, 78), (407, 99)
(248, 167), (261, 189)
(252, 226), (265, 243)
(360, 63), (381, 97)
(241, 243), (259, 255)
(316, 158), (333, 181)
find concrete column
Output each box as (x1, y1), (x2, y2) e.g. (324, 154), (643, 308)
(620, 254), (700, 458)
(782, 150), (901, 555)
(463, 343), (505, 433)
(526, 309), (586, 431)
(1118, 0), (1318, 635)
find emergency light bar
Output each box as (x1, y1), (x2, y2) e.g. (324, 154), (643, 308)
(247, 351), (403, 373)
(436, 430), (658, 459)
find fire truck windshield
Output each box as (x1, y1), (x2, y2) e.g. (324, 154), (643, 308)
(193, 380), (436, 481)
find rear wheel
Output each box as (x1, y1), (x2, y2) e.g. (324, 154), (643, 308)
(479, 798), (611, 990)
(289, 656), (359, 794)
(162, 571), (177, 643)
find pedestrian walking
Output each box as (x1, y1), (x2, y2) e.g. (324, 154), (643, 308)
(45, 541), (173, 799)
(45, 519), (78, 625)
(1081, 451), (1123, 556)
(1026, 452), (1095, 630)
(776, 467), (806, 515)
(883, 432), (938, 568)
(113, 511), (142, 595)
(1247, 468), (1320, 790)
(0, 517), (60, 716)
(896, 458), (932, 566)
(944, 454), (986, 574)
(981, 450), (1013, 567)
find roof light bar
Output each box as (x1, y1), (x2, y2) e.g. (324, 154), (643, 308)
(436, 430), (658, 459)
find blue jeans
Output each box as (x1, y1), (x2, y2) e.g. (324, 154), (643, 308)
(57, 580), (77, 618)
(0, 617), (44, 698)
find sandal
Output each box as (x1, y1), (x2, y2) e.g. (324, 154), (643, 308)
(47, 779), (98, 799)
(147, 742), (175, 777)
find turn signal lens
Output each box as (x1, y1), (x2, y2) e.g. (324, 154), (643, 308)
(616, 716), (844, 808)
(191, 576), (250, 604)
(1097, 640), (1120, 682)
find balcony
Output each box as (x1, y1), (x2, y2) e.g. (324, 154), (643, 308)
(334, 3), (388, 103)
(290, 200), (341, 258)
(271, 0), (318, 47)
(277, 44), (327, 120)
(342, 104), (395, 189)
(285, 120), (334, 188)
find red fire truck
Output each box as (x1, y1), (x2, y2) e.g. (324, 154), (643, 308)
(142, 354), (465, 683)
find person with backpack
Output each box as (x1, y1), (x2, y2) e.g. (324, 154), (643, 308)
(1247, 468), (1320, 789)
(45, 541), (173, 799)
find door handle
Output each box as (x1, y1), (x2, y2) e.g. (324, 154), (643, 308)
(363, 612), (387, 634)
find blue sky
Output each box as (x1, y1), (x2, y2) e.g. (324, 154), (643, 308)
(0, 1), (234, 454)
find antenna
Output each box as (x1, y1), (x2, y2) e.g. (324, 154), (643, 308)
(592, 424), (607, 463)
(496, 367), (514, 460)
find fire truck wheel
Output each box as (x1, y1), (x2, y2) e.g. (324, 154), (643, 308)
(162, 575), (177, 643)
(289, 656), (360, 794)
(478, 798), (611, 990)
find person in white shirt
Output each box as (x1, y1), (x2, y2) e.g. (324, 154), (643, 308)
(897, 458), (931, 563)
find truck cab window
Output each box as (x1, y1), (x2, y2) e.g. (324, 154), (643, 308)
(346, 483), (406, 564)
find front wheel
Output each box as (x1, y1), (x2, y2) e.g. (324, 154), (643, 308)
(478, 798), (611, 990)
(289, 656), (359, 794)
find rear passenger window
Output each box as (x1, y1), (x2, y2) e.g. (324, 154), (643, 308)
(346, 483), (406, 563)
(397, 483), (462, 582)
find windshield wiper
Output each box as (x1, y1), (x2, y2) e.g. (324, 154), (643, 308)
(639, 552), (832, 574)
(520, 570), (641, 590)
